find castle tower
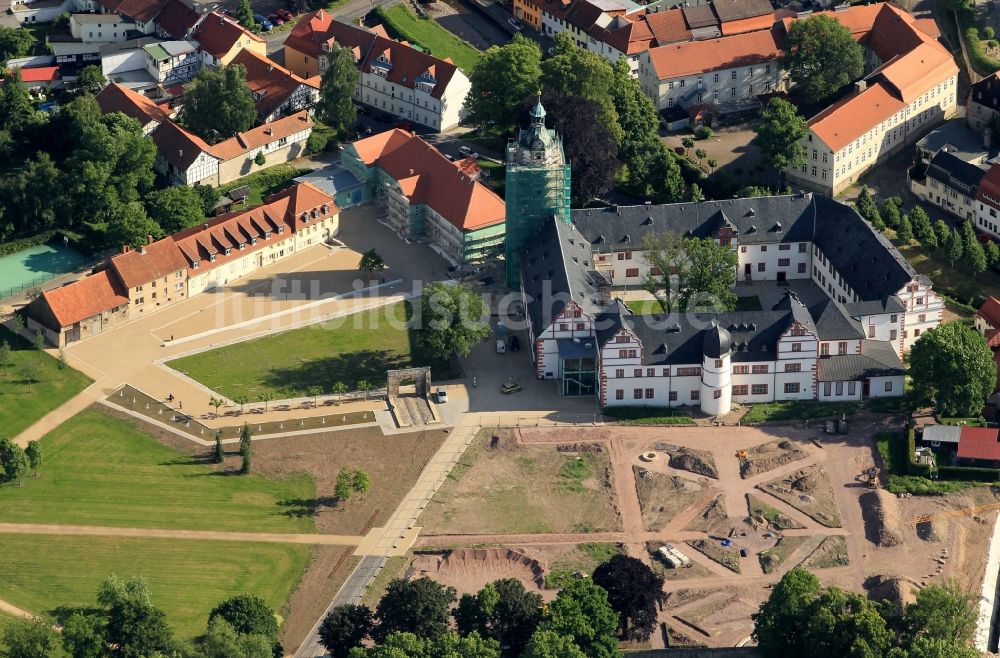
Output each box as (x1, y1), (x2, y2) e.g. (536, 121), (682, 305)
(505, 95), (572, 286)
(700, 322), (732, 416)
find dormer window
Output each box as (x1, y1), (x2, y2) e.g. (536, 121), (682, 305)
(224, 247), (231, 256)
(239, 243), (246, 250)
(322, 204), (330, 213)
(192, 260), (200, 269)
(301, 212), (309, 223)
(278, 226), (285, 234)
(251, 237), (258, 245)
(209, 253), (216, 262)
(310, 209), (317, 218)
(265, 231), (272, 239)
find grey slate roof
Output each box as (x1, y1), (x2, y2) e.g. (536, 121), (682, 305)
(816, 341), (904, 382)
(571, 193), (815, 252)
(711, 0), (773, 22)
(521, 217), (609, 337)
(843, 297), (906, 316)
(806, 298), (864, 340)
(811, 195), (920, 301)
(922, 425), (961, 444)
(925, 149), (987, 194)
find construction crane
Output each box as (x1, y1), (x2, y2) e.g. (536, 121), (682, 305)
(909, 502), (1000, 526)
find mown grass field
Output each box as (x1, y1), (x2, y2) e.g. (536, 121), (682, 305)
(0, 326), (91, 438)
(376, 5), (481, 72)
(0, 534), (309, 639)
(742, 400), (858, 424)
(0, 408), (315, 533)
(166, 301), (454, 399)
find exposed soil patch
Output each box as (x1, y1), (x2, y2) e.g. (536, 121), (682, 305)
(741, 440), (808, 478)
(684, 495), (729, 533)
(657, 444), (719, 478)
(747, 494), (805, 530)
(279, 546), (356, 651)
(250, 426), (446, 535)
(801, 535), (850, 569)
(686, 539), (741, 573)
(759, 465), (842, 528)
(420, 430), (621, 535)
(634, 466), (705, 531)
(861, 489), (905, 547)
(406, 548), (548, 597)
(758, 535), (809, 574)
(865, 575), (920, 611)
(916, 519), (948, 542)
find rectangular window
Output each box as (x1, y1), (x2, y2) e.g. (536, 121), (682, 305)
(669, 391), (677, 401)
(868, 325), (875, 338)
(791, 343), (801, 352)
(918, 314), (926, 323)
(848, 381), (857, 395)
(619, 349), (628, 358)
(797, 263), (806, 273)
(576, 322), (584, 330)
(821, 343), (829, 356)
(625, 268), (639, 277)
(785, 362), (801, 372)
(713, 389), (722, 399)
(663, 368), (669, 376)
(691, 390), (700, 400)
(889, 329), (897, 340)
(647, 368), (655, 377)
(836, 382), (844, 395)
(616, 389), (624, 400)
(824, 382), (832, 396)
(758, 262), (765, 272)
(778, 258), (790, 266)
(751, 365), (769, 374)
(615, 369), (624, 378)
(779, 244), (791, 251)
(645, 388), (654, 399)
(633, 369), (642, 377)
(751, 384), (768, 395)
(885, 381), (893, 392)
(838, 342), (848, 355)
(714, 359), (723, 368)
(676, 367), (701, 377)
(733, 365), (749, 374)
(633, 389), (643, 399)
(784, 382), (800, 393)
(733, 384), (748, 395)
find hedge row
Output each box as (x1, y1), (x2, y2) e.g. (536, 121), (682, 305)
(0, 230), (56, 257)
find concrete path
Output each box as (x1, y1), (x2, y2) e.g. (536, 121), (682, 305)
(0, 523), (364, 546)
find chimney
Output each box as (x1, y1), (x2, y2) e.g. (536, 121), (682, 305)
(203, 223), (209, 230)
(147, 234), (154, 245)
(179, 148), (183, 157)
(139, 244), (147, 255)
(264, 127), (272, 135)
(855, 80), (867, 93)
(267, 64), (273, 72)
(122, 245), (130, 254)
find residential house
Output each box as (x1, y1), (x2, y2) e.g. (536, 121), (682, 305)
(50, 39), (103, 76)
(96, 0), (171, 35)
(10, 0), (73, 23)
(283, 11), (469, 131)
(96, 82), (313, 186)
(956, 426), (1000, 468)
(967, 72), (1000, 139)
(71, 13), (138, 43)
(976, 163), (1000, 239)
(12, 65), (62, 91)
(976, 296), (1000, 336)
(785, 4), (959, 196)
(25, 182), (337, 346)
(153, 0), (200, 40)
(193, 11), (265, 66)
(231, 49), (320, 124)
(340, 129), (506, 263)
(912, 149), (986, 222)
(143, 40), (200, 84)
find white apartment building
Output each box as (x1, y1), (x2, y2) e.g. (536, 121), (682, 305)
(912, 149), (986, 223)
(519, 194), (938, 413)
(976, 163), (1000, 240)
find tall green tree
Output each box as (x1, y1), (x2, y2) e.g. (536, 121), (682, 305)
(413, 281), (490, 360)
(903, 580), (976, 645)
(198, 616), (272, 658)
(781, 14), (865, 104)
(754, 98), (808, 178)
(909, 321), (997, 417)
(98, 575), (176, 658)
(358, 249), (386, 275)
(335, 466), (353, 502)
(801, 588), (893, 658)
(319, 604), (373, 658)
(180, 64), (256, 144)
(882, 198), (903, 228)
(897, 214), (913, 243)
(106, 201), (162, 249)
(318, 44), (360, 139)
(592, 555), (665, 641)
(986, 239), (1000, 268)
(682, 236), (739, 310)
(522, 630), (587, 658)
(373, 578), (457, 642)
(900, 636), (980, 658)
(208, 594), (278, 641)
(541, 33), (620, 142)
(609, 57), (662, 196)
(465, 34), (542, 130)
(453, 579), (543, 657)
(0, 26), (36, 64)
(855, 186), (880, 223)
(239, 424), (251, 475)
(61, 612), (105, 658)
(352, 468), (371, 499)
(235, 0), (256, 31)
(968, 237), (987, 277)
(753, 568), (820, 655)
(538, 577), (619, 658)
(24, 440), (41, 476)
(945, 227), (964, 266)
(351, 631), (499, 658)
(77, 65), (107, 94)
(0, 436), (29, 484)
(934, 218), (950, 245)
(3, 617), (58, 658)
(145, 186), (206, 234)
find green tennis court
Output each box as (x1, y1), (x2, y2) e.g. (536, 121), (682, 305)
(0, 243), (88, 299)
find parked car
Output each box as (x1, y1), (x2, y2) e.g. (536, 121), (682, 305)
(459, 145), (479, 159)
(445, 154), (455, 161)
(268, 13), (284, 25)
(436, 387), (448, 403)
(501, 382), (522, 394)
(495, 339), (506, 354)
(254, 14), (273, 30)
(275, 8), (293, 20)
(507, 17), (523, 30)
(509, 335), (520, 352)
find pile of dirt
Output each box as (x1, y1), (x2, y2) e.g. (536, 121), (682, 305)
(792, 473), (819, 493)
(663, 446), (719, 479)
(406, 548), (547, 593)
(866, 575), (920, 610)
(916, 519), (948, 543)
(634, 467), (705, 531)
(685, 495), (728, 532)
(742, 440), (808, 477)
(861, 490), (905, 548)
(759, 465), (842, 528)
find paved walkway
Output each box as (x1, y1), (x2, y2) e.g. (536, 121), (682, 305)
(0, 523), (364, 546)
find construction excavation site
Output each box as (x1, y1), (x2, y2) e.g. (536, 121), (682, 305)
(409, 422), (1000, 650)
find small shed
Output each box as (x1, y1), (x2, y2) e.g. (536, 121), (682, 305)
(956, 426), (1000, 468)
(920, 424), (961, 449)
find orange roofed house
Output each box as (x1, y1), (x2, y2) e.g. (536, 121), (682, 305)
(341, 129), (505, 263)
(96, 83), (313, 187)
(26, 182), (338, 346)
(282, 11), (470, 131)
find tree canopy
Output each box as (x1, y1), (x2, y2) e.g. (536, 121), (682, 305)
(350, 631), (499, 658)
(538, 577), (619, 658)
(145, 185), (207, 234)
(453, 578), (543, 657)
(465, 34), (542, 130)
(208, 594), (278, 641)
(180, 64), (256, 144)
(909, 321), (996, 417)
(318, 44), (360, 139)
(373, 578), (457, 642)
(642, 233), (738, 312)
(320, 604), (374, 658)
(3, 616), (57, 658)
(754, 98), (808, 176)
(592, 555), (665, 641)
(413, 282), (490, 360)
(541, 33), (621, 142)
(780, 14), (865, 105)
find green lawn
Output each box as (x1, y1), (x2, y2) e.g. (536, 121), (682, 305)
(0, 325), (92, 438)
(742, 400), (858, 424)
(603, 406), (696, 426)
(895, 239), (1000, 308)
(218, 164), (311, 207)
(0, 408), (315, 533)
(875, 433), (975, 495)
(0, 534), (309, 639)
(375, 5), (481, 72)
(166, 301), (455, 399)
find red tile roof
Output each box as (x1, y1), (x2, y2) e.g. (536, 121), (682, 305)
(37, 270), (128, 327)
(194, 11), (263, 59)
(231, 49), (318, 120)
(348, 129), (505, 232)
(642, 8), (691, 44)
(96, 82), (170, 126)
(978, 164), (1000, 211)
(209, 111), (313, 160)
(172, 182), (336, 273)
(109, 237), (189, 289)
(647, 26), (782, 79)
(957, 426), (1000, 461)
(16, 66), (59, 83)
(155, 0), (199, 39)
(284, 12), (461, 97)
(808, 82), (905, 153)
(151, 118), (217, 170)
(979, 296), (1000, 328)
(113, 0), (168, 23)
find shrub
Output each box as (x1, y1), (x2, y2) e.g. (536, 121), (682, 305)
(307, 130), (330, 153)
(695, 125), (713, 140)
(984, 26), (995, 39)
(0, 231), (58, 257)
(936, 465), (999, 481)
